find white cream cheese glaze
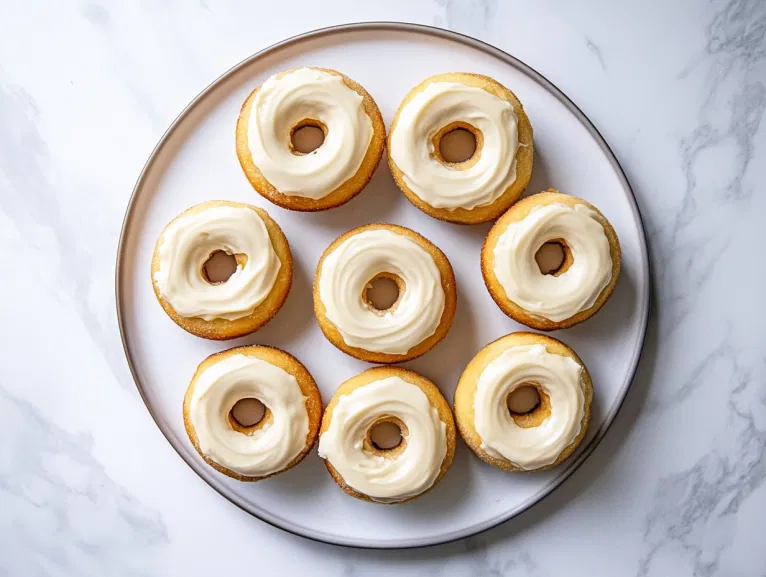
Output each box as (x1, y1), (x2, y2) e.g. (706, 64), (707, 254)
(492, 203), (612, 322)
(389, 81), (519, 210)
(189, 354), (309, 477)
(317, 228), (445, 355)
(153, 205), (281, 321)
(317, 376), (448, 502)
(473, 344), (584, 470)
(247, 67), (373, 199)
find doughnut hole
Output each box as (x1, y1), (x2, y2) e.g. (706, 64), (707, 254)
(202, 250), (247, 284)
(228, 398), (273, 434)
(289, 118), (327, 155)
(363, 273), (405, 316)
(364, 416), (408, 459)
(534, 239), (574, 277)
(506, 384), (552, 428)
(432, 121), (484, 169)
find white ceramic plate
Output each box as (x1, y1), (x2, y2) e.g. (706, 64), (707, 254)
(116, 23), (649, 548)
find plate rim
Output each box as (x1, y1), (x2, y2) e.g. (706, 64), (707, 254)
(115, 21), (651, 549)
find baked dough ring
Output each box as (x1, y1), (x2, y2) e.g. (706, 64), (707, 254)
(454, 332), (592, 472)
(318, 366), (456, 503)
(313, 223), (456, 364)
(482, 190), (621, 330)
(388, 72), (533, 224)
(183, 345), (322, 481)
(236, 67), (386, 211)
(151, 200), (292, 340)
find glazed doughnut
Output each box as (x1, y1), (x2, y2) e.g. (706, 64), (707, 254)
(236, 67), (386, 211)
(313, 223), (456, 364)
(151, 200), (292, 340)
(388, 72), (533, 224)
(454, 332), (592, 472)
(183, 346), (322, 481)
(482, 190), (621, 330)
(318, 367), (456, 503)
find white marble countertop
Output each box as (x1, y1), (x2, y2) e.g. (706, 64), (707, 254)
(1, 0), (764, 575)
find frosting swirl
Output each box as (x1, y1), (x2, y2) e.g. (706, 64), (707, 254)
(153, 204), (280, 321)
(389, 81), (519, 210)
(247, 67), (373, 199)
(317, 228), (445, 355)
(189, 354), (309, 477)
(493, 203), (612, 322)
(317, 376), (448, 502)
(474, 344), (584, 470)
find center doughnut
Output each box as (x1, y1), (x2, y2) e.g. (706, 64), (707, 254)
(314, 223), (456, 364)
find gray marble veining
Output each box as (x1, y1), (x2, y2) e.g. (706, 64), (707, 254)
(585, 38), (606, 71)
(436, 0), (498, 38)
(0, 390), (168, 576)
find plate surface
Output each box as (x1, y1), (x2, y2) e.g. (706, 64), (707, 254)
(116, 23), (649, 548)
